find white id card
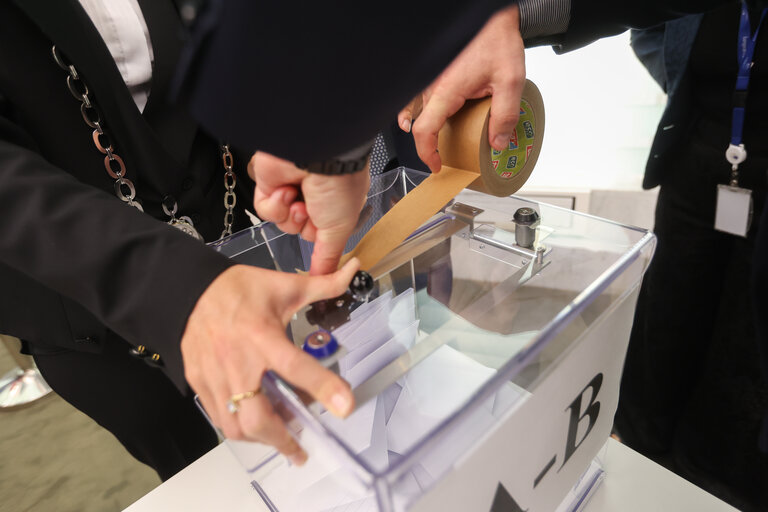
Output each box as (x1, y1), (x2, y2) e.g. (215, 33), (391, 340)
(714, 184), (753, 237)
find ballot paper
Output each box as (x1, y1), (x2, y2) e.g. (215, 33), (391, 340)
(343, 321), (420, 389)
(334, 291), (394, 348)
(252, 288), (532, 512)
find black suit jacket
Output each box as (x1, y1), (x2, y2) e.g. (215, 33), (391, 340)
(0, 0), (252, 391)
(178, 0), (730, 164)
(629, 16), (704, 189)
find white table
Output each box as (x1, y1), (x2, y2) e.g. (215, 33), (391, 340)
(124, 438), (737, 512)
(586, 439), (737, 512)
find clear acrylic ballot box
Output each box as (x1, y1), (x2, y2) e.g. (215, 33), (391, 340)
(209, 168), (656, 512)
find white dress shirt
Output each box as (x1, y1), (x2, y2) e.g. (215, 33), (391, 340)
(78, 0), (153, 112)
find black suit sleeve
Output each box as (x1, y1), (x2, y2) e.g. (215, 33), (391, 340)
(0, 108), (233, 391)
(527, 0), (727, 51)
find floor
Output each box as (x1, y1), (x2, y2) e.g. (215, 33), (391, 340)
(0, 343), (160, 512)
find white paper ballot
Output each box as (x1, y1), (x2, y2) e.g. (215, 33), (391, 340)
(385, 344), (496, 454)
(337, 289), (417, 373)
(320, 399), (377, 454)
(343, 320), (419, 388)
(381, 382), (402, 425)
(387, 288), (416, 334)
(335, 297), (393, 355)
(350, 290), (393, 321)
(359, 394), (390, 472)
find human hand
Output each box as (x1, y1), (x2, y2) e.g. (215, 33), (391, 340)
(249, 152), (370, 275)
(181, 259), (360, 464)
(398, 5), (525, 173)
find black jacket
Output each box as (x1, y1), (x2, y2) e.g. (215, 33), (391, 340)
(630, 15), (704, 189)
(179, 0), (730, 163)
(0, 0), (252, 391)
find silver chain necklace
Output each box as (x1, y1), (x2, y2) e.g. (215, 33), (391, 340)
(51, 45), (237, 241)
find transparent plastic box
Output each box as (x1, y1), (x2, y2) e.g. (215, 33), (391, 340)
(210, 168), (656, 512)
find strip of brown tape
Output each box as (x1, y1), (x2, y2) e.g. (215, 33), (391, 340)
(341, 80), (544, 272)
(339, 166), (478, 271)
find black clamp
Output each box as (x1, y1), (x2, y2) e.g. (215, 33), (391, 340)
(305, 270), (374, 330)
(297, 139), (374, 175)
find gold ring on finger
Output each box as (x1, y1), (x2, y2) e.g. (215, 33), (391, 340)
(226, 389), (261, 414)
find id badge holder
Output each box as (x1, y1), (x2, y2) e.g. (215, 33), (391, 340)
(715, 184), (753, 237)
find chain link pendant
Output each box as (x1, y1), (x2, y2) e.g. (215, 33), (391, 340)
(51, 47), (237, 242)
(128, 200), (144, 212)
(168, 216), (204, 242)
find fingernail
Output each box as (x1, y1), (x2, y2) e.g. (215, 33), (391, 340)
(293, 210), (307, 224)
(401, 118), (412, 133)
(287, 451), (308, 466)
(342, 257), (360, 272)
(330, 392), (352, 416)
(282, 189), (295, 205)
(493, 134), (510, 151)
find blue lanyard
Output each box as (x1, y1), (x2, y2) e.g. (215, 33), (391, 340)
(731, 2), (768, 147)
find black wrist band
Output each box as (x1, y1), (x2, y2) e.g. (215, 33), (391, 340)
(297, 139), (374, 175)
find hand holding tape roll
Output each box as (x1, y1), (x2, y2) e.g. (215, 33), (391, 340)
(340, 79), (544, 272)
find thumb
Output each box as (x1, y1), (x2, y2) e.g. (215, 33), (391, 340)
(488, 82), (524, 151)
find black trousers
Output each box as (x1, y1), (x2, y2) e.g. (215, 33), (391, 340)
(33, 337), (219, 481)
(614, 138), (768, 509)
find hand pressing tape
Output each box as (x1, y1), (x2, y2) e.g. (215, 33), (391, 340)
(341, 79), (544, 273)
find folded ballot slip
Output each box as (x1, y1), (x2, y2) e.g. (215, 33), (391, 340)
(209, 168), (656, 512)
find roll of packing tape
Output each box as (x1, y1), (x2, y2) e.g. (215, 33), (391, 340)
(437, 79), (545, 197)
(340, 80), (544, 272)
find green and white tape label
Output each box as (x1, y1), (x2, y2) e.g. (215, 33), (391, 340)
(490, 99), (536, 179)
